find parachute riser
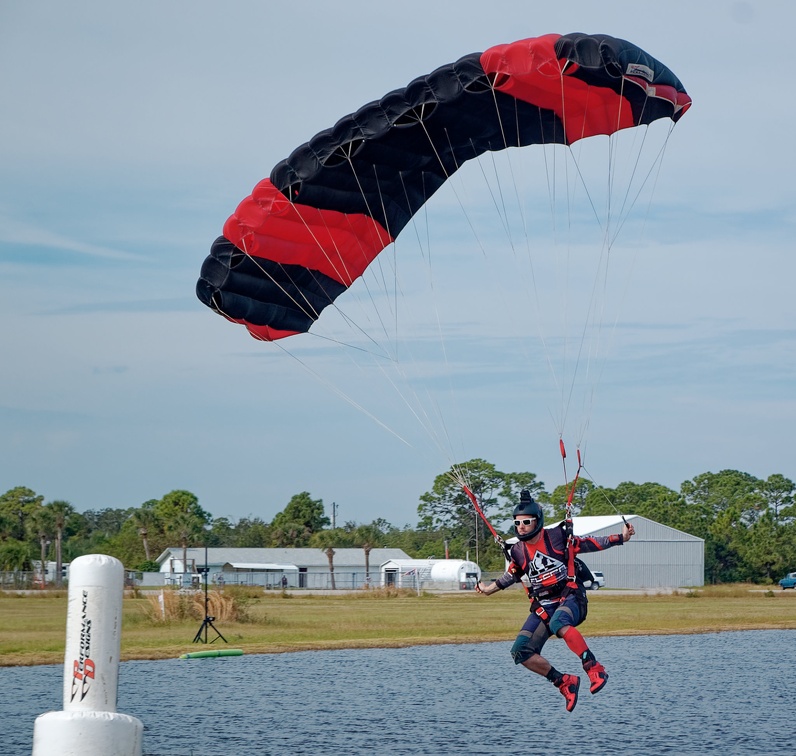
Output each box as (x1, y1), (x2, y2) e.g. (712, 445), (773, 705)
(560, 441), (583, 588)
(461, 485), (510, 560)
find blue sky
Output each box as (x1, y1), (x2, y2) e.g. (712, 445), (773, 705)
(1, 1), (794, 528)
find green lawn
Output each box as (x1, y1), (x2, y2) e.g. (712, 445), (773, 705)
(2, 585), (794, 667)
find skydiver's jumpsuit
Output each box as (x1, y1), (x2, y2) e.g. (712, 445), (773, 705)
(493, 525), (625, 664)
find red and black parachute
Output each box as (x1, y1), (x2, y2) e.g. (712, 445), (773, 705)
(197, 32), (691, 341)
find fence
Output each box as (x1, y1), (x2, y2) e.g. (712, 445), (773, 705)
(1, 570), (484, 592)
(211, 571), (380, 590)
(0, 571), (45, 590)
(165, 571), (478, 592)
(1, 570), (142, 590)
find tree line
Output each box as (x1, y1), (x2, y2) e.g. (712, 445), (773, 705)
(1, 460), (794, 583)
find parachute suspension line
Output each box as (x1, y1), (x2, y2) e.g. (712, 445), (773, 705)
(345, 165), (464, 468)
(562, 171), (614, 447)
(318, 156), (405, 343)
(213, 236), (324, 329)
(579, 462), (630, 529)
(568, 128), (645, 438)
(607, 121), (678, 249)
(292, 154), (413, 362)
(553, 78), (649, 447)
(549, 68), (587, 439)
(271, 340), (414, 447)
(559, 103), (613, 446)
(370, 165), (401, 350)
(531, 116), (568, 407)
(470, 89), (527, 256)
(426, 131), (486, 465)
(283, 206), (397, 359)
(483, 87), (568, 411)
(557, 154), (580, 438)
(387, 121), (525, 465)
(236, 187), (393, 343)
(565, 87), (678, 446)
(607, 78), (672, 246)
(376, 242), (458, 461)
(413, 123), (490, 262)
(483, 85), (522, 244)
(564, 141), (606, 232)
(415, 169), (466, 464)
(633, 120), (678, 242)
(258, 265), (455, 454)
(473, 148), (516, 249)
(278, 164), (461, 463)
(574, 120), (681, 442)
(251, 171), (412, 360)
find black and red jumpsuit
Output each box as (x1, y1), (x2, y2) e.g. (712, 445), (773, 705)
(494, 525), (624, 664)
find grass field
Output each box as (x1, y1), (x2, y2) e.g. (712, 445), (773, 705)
(2, 585), (795, 667)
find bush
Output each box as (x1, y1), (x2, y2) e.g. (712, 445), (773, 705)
(142, 589), (252, 623)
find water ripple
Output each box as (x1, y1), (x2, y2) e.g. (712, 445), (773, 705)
(2, 629), (793, 755)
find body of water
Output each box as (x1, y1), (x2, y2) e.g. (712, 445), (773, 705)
(2, 629), (793, 755)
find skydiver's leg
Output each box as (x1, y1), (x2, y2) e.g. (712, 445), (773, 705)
(551, 596), (608, 694)
(509, 612), (550, 672)
(509, 610), (580, 712)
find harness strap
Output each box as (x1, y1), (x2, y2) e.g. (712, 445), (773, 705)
(531, 597), (550, 623)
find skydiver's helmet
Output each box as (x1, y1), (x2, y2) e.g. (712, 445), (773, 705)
(513, 489), (544, 541)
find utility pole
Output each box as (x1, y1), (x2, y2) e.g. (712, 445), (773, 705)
(331, 501), (337, 529)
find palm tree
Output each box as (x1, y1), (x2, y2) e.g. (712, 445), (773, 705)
(167, 511), (204, 586)
(46, 500), (74, 586)
(323, 546), (335, 589)
(310, 530), (340, 589)
(130, 505), (159, 562)
(29, 508), (55, 587)
(353, 524), (383, 586)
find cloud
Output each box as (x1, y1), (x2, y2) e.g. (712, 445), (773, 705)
(1, 2), (795, 525)
(0, 213), (146, 262)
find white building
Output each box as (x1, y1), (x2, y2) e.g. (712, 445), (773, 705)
(155, 547), (411, 589)
(570, 515), (704, 589)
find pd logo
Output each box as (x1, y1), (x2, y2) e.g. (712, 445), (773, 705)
(70, 589), (95, 702)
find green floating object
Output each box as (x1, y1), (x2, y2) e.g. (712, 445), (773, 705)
(179, 648), (244, 659)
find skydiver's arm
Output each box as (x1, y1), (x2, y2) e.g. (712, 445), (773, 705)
(476, 559), (523, 595)
(577, 520), (635, 552)
(475, 580), (501, 595)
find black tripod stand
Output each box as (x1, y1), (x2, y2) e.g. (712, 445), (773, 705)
(192, 548), (228, 644)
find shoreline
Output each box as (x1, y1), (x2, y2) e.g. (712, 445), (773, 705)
(3, 587), (795, 668)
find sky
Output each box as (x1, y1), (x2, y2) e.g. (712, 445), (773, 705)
(1, 1), (794, 529)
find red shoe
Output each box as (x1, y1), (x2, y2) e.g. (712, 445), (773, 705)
(583, 659), (608, 694)
(555, 674), (580, 712)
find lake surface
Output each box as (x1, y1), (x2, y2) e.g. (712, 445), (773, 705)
(2, 629), (794, 755)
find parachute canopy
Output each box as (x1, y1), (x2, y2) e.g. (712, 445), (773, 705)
(197, 32), (691, 341)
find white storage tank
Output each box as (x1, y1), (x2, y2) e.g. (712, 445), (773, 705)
(380, 559), (481, 590)
(429, 560), (481, 589)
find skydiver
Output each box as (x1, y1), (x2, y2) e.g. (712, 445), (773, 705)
(475, 490), (634, 712)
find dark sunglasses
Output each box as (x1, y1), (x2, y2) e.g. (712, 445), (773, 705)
(514, 518), (536, 527)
